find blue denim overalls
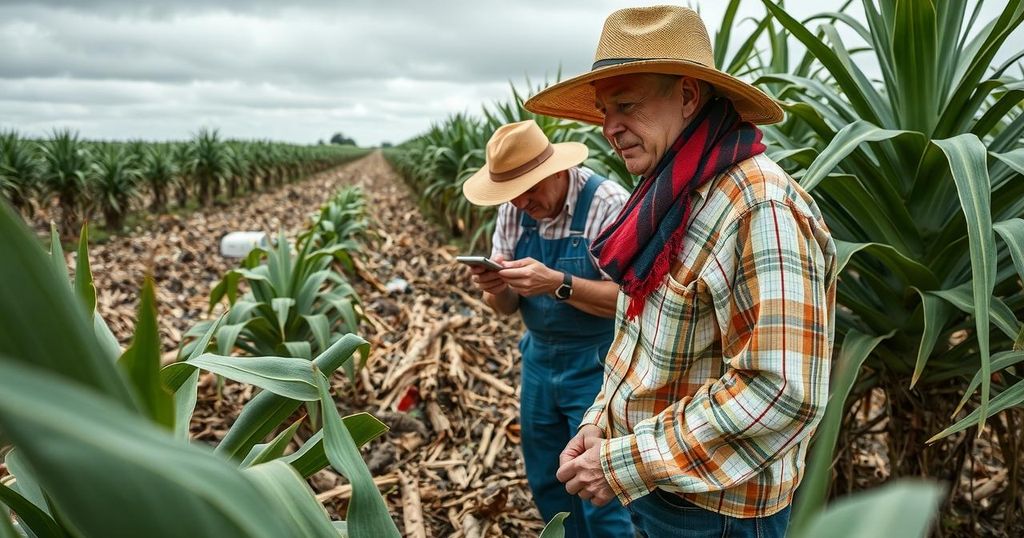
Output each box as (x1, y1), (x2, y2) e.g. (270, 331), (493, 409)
(514, 174), (633, 538)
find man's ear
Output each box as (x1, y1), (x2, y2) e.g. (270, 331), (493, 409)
(679, 77), (702, 120)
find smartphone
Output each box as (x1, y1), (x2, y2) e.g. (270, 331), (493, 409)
(456, 255), (504, 271)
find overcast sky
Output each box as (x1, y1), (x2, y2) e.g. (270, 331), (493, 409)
(0, 1), (1020, 146)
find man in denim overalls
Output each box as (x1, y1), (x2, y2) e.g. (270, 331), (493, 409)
(462, 120), (633, 537)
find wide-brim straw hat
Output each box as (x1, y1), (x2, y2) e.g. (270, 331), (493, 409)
(524, 5), (784, 126)
(462, 120), (588, 206)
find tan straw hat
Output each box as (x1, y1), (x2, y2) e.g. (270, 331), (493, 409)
(524, 5), (784, 125)
(462, 120), (588, 206)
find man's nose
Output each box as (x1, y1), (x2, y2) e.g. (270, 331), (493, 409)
(511, 194), (528, 209)
(602, 115), (624, 144)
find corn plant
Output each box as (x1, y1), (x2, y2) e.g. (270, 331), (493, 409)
(0, 199), (400, 537)
(142, 142), (180, 213)
(89, 143), (143, 230)
(310, 186), (371, 253)
(751, 0), (1024, 532)
(191, 128), (231, 205)
(187, 227), (364, 362)
(0, 130), (40, 218)
(38, 128), (91, 236)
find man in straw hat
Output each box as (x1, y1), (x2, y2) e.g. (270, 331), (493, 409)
(525, 5), (837, 537)
(462, 119), (633, 537)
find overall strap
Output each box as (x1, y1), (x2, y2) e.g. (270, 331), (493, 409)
(519, 210), (537, 230)
(569, 174), (607, 235)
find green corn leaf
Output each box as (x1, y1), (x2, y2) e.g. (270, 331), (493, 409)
(180, 354), (320, 401)
(931, 285), (1021, 340)
(172, 368), (200, 441)
(303, 314), (331, 353)
(934, 134), (997, 435)
(952, 350), (1024, 417)
(315, 368), (400, 537)
(791, 330), (894, 535)
(241, 419), (304, 468)
(282, 413), (389, 478)
(910, 292), (956, 389)
(0, 483), (67, 538)
(0, 202), (137, 409)
(930, 376), (1024, 444)
(791, 481), (942, 538)
(283, 341), (313, 361)
(242, 461), (340, 537)
(73, 223), (96, 315)
(539, 512), (570, 538)
(5, 449), (47, 517)
(993, 219), (1024, 284)
(117, 277), (175, 429)
(0, 359), (296, 538)
(216, 334), (369, 460)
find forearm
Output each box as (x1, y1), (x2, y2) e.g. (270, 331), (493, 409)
(565, 277), (619, 318)
(484, 287), (519, 315)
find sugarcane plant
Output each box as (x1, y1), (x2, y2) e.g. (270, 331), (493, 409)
(749, 0), (1024, 533)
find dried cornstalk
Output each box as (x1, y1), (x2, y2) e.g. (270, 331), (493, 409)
(398, 470), (426, 538)
(314, 474), (400, 503)
(466, 364), (516, 396)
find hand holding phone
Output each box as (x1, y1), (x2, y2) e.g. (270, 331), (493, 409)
(456, 255), (504, 271)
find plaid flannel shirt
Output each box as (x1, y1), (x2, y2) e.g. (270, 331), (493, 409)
(583, 153), (838, 518)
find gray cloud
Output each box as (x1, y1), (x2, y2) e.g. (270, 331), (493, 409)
(1, 1), (1020, 146)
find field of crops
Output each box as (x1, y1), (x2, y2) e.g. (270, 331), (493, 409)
(2, 0), (1024, 537)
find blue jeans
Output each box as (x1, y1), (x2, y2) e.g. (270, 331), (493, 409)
(628, 489), (791, 538)
(519, 333), (634, 538)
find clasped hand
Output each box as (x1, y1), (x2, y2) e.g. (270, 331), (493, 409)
(556, 424), (616, 506)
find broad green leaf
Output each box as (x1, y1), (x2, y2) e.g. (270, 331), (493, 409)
(910, 292), (956, 389)
(0, 483), (66, 538)
(283, 341), (313, 361)
(217, 322), (250, 356)
(283, 413), (389, 478)
(791, 330), (894, 535)
(891, 0), (938, 134)
(835, 240), (938, 288)
(242, 419), (304, 468)
(539, 512), (570, 538)
(303, 314), (331, 352)
(792, 481), (942, 538)
(931, 285), (1021, 340)
(930, 376), (1024, 444)
(315, 369), (400, 537)
(47, 222), (66, 286)
(5, 449), (47, 516)
(243, 461), (340, 537)
(0, 202), (137, 409)
(273, 297), (295, 336)
(184, 354), (319, 401)
(0, 359), (295, 538)
(800, 121), (917, 193)
(216, 334), (369, 460)
(993, 218), (1024, 284)
(117, 277), (174, 429)
(73, 223), (96, 316)
(952, 350), (1024, 417)
(172, 368), (200, 441)
(934, 134), (996, 434)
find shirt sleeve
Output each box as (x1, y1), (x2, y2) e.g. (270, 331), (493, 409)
(600, 200), (834, 504)
(489, 203), (517, 262)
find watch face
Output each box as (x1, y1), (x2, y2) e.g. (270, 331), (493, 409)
(555, 284), (571, 299)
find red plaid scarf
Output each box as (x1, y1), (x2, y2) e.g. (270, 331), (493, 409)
(591, 98), (766, 319)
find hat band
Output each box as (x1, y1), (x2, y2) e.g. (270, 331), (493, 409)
(489, 144), (555, 182)
(592, 57), (708, 70)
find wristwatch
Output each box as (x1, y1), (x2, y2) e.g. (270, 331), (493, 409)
(553, 272), (573, 301)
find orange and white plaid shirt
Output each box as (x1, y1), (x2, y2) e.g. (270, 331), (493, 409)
(584, 153), (838, 518)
